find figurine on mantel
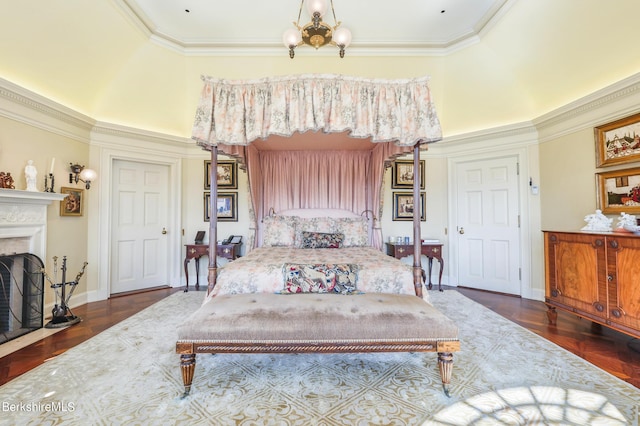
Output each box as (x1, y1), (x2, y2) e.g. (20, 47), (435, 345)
(581, 209), (613, 232)
(25, 160), (38, 191)
(615, 212), (640, 233)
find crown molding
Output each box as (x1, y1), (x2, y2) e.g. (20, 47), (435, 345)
(0, 78), (94, 143)
(112, 0), (512, 58)
(437, 121), (538, 156)
(90, 121), (191, 154)
(533, 72), (640, 143)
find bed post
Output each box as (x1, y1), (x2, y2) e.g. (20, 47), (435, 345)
(207, 146), (218, 295)
(412, 142), (423, 298)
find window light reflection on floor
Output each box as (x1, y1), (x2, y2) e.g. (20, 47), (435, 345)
(423, 386), (630, 425)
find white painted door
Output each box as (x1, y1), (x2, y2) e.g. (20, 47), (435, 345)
(455, 156), (521, 295)
(111, 160), (170, 294)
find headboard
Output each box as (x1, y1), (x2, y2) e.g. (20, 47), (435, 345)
(261, 208), (370, 248)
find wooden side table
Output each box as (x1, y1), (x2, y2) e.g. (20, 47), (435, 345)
(184, 243), (242, 291)
(385, 242), (444, 291)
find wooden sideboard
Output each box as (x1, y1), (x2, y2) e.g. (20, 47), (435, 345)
(183, 243), (242, 291)
(385, 242), (444, 291)
(543, 230), (640, 339)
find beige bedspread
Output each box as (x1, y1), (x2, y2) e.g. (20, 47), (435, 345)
(204, 246), (427, 303)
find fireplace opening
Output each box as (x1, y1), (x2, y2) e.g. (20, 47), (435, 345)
(0, 253), (44, 344)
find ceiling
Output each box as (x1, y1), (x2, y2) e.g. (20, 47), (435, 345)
(121, 0), (511, 54)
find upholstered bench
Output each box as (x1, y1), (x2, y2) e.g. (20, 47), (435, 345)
(176, 292), (460, 397)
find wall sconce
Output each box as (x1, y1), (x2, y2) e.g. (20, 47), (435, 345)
(69, 163), (97, 190)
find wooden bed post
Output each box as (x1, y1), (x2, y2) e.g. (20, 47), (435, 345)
(207, 146), (218, 295)
(412, 142), (423, 298)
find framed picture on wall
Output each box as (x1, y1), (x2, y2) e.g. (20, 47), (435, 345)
(392, 192), (426, 221)
(595, 112), (640, 167)
(204, 160), (238, 190)
(596, 166), (640, 214)
(392, 160), (425, 189)
(204, 192), (238, 222)
(60, 187), (84, 216)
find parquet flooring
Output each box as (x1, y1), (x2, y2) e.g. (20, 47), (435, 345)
(1, 286), (638, 388)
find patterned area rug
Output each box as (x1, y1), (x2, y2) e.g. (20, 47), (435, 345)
(0, 290), (638, 425)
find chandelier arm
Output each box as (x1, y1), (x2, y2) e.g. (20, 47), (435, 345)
(297, 0), (304, 26)
(330, 0), (338, 26)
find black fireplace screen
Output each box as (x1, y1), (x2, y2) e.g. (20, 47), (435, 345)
(0, 253), (44, 344)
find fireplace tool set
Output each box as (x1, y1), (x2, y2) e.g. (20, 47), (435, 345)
(42, 256), (87, 328)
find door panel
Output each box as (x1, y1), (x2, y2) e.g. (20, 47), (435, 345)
(111, 160), (169, 294)
(456, 157), (521, 294)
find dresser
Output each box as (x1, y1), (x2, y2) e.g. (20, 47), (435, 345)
(385, 242), (444, 291)
(183, 243), (242, 291)
(544, 230), (640, 339)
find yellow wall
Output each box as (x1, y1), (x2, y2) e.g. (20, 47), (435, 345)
(0, 116), (90, 306)
(539, 129), (600, 231)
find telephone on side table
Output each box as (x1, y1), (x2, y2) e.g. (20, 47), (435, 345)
(184, 233), (243, 292)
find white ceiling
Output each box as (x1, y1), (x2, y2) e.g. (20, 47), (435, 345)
(121, 0), (511, 54)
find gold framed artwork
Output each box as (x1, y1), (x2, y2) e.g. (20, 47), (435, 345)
(204, 192), (238, 222)
(60, 187), (84, 216)
(596, 166), (640, 214)
(392, 160), (425, 189)
(204, 160), (238, 190)
(595, 112), (640, 167)
(392, 192), (426, 221)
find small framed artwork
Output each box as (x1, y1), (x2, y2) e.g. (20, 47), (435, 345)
(595, 112), (640, 167)
(204, 160), (238, 190)
(392, 160), (425, 189)
(596, 166), (640, 214)
(204, 192), (238, 222)
(392, 192), (426, 221)
(60, 187), (84, 216)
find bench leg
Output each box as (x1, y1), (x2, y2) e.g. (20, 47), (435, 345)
(180, 353), (196, 398)
(437, 352), (453, 397)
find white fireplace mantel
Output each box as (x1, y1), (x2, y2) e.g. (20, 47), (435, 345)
(0, 188), (67, 204)
(0, 189), (67, 261)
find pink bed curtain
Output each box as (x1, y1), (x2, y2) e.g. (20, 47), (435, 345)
(192, 74), (442, 251)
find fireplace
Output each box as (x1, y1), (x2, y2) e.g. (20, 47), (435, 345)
(0, 253), (44, 343)
(0, 189), (67, 344)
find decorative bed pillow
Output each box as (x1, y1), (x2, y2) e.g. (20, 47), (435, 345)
(295, 217), (336, 246)
(300, 231), (344, 248)
(282, 263), (359, 294)
(262, 215), (297, 247)
(336, 217), (369, 247)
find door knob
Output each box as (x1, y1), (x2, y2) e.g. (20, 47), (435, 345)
(162, 227), (167, 235)
(458, 227), (465, 234)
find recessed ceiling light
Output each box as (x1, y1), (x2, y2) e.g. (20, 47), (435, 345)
(185, 9), (190, 13)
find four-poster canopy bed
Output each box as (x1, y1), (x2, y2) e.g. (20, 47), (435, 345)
(176, 74), (460, 397)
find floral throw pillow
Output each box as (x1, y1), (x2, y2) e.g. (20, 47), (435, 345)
(336, 218), (369, 247)
(262, 215), (297, 247)
(282, 263), (359, 294)
(300, 231), (344, 249)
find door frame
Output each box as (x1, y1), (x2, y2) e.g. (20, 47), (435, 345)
(92, 147), (182, 300)
(447, 146), (534, 298)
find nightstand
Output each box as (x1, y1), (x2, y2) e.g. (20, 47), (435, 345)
(184, 243), (242, 291)
(385, 242), (444, 291)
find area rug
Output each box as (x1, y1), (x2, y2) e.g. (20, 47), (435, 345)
(0, 290), (638, 425)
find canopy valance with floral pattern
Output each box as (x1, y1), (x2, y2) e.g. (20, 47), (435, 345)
(191, 74), (442, 147)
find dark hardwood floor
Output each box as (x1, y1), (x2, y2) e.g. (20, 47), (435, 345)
(1, 286), (638, 388)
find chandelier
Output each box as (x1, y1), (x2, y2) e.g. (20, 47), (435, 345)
(282, 0), (352, 59)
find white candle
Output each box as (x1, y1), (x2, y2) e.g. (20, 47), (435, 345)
(50, 158), (55, 174)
